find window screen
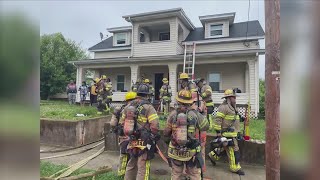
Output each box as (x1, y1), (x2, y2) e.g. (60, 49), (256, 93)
(208, 73), (221, 92)
(116, 33), (126, 45)
(210, 24), (223, 36)
(117, 75), (125, 91)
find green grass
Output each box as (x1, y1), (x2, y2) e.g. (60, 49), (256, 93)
(40, 100), (109, 120)
(40, 161), (122, 180)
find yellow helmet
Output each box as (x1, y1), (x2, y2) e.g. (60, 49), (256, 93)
(162, 78), (168, 83)
(176, 89), (193, 104)
(95, 78), (101, 83)
(101, 75), (107, 80)
(144, 79), (150, 83)
(222, 89), (238, 99)
(125, 91), (137, 101)
(179, 73), (189, 79)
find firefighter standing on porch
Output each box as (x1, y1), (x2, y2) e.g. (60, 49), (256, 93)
(159, 78), (172, 116)
(178, 73), (196, 92)
(164, 89), (209, 180)
(119, 84), (160, 180)
(110, 91), (137, 177)
(208, 89), (245, 175)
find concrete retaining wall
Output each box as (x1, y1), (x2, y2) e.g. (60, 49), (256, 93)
(40, 116), (111, 147)
(104, 122), (265, 165)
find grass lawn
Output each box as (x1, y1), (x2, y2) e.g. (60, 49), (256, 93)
(40, 161), (122, 180)
(40, 100), (109, 120)
(159, 116), (265, 140)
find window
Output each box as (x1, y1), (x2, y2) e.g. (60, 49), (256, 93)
(117, 75), (125, 91)
(159, 32), (170, 41)
(115, 33), (126, 45)
(140, 32), (145, 42)
(208, 73), (221, 92)
(210, 24), (223, 37)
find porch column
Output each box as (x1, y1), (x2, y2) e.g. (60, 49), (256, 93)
(245, 63), (249, 93)
(168, 63), (178, 103)
(130, 65), (140, 87)
(247, 60), (257, 117)
(76, 66), (85, 102)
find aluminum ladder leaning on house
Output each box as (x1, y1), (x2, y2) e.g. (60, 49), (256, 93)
(183, 42), (196, 82)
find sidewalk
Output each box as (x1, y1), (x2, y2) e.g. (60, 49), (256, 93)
(40, 144), (265, 180)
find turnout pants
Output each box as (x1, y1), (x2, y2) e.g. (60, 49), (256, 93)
(124, 152), (151, 180)
(209, 138), (242, 172)
(206, 105), (214, 129)
(171, 159), (201, 180)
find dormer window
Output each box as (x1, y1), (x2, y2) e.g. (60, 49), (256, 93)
(115, 33), (127, 45)
(210, 24), (223, 37)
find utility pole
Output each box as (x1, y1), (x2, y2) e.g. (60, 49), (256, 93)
(265, 0), (280, 180)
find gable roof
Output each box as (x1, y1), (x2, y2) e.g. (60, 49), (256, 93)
(88, 36), (131, 51)
(184, 20), (265, 42)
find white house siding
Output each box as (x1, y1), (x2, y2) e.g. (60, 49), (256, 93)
(204, 20), (229, 38)
(94, 50), (131, 59)
(177, 62), (246, 92)
(195, 41), (259, 53)
(99, 67), (131, 92)
(132, 17), (178, 57)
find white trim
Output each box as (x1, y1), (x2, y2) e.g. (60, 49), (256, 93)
(183, 36), (265, 45)
(107, 26), (132, 33)
(89, 47), (131, 52)
(199, 12), (235, 24)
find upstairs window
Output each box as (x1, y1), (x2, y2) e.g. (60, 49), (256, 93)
(208, 73), (221, 92)
(159, 32), (170, 41)
(117, 75), (125, 91)
(210, 24), (223, 37)
(115, 33), (126, 45)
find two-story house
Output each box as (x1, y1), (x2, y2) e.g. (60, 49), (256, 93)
(70, 8), (265, 117)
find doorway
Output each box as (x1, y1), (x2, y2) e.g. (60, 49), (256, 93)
(154, 73), (164, 100)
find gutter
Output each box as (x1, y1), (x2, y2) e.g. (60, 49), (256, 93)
(182, 36), (265, 45)
(89, 47), (131, 52)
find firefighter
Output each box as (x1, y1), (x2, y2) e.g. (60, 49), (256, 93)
(110, 91), (137, 177)
(178, 73), (196, 92)
(164, 89), (209, 180)
(105, 77), (113, 112)
(120, 84), (160, 180)
(159, 78), (172, 116)
(208, 89), (245, 175)
(191, 92), (208, 172)
(195, 78), (214, 129)
(96, 76), (107, 115)
(131, 79), (141, 92)
(144, 79), (154, 103)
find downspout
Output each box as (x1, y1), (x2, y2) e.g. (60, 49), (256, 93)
(128, 16), (134, 58)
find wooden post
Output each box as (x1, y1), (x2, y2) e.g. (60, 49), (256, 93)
(265, 0), (280, 180)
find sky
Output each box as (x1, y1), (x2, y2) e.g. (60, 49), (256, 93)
(1, 0), (266, 78)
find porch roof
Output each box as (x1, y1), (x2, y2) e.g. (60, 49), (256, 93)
(70, 49), (265, 66)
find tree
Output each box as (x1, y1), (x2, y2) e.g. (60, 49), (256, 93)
(40, 33), (88, 99)
(259, 79), (266, 119)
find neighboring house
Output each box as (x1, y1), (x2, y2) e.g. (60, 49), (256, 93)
(70, 8), (265, 117)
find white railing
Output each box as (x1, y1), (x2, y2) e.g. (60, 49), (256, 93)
(212, 93), (249, 105)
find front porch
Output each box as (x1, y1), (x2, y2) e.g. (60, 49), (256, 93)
(74, 54), (259, 116)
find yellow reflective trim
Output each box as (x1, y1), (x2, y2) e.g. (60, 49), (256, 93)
(223, 132), (237, 137)
(216, 112), (226, 118)
(206, 102), (214, 106)
(148, 114), (157, 119)
(144, 160), (150, 180)
(228, 147), (241, 172)
(199, 119), (208, 129)
(225, 115), (239, 120)
(206, 88), (212, 93)
(213, 124), (222, 130)
(117, 154), (128, 176)
(202, 93), (206, 97)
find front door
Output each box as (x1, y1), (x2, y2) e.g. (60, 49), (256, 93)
(154, 73), (164, 100)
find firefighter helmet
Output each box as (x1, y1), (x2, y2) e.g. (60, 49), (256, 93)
(95, 78), (101, 83)
(162, 78), (169, 83)
(179, 73), (189, 79)
(101, 75), (107, 80)
(137, 84), (150, 95)
(176, 89), (193, 104)
(144, 79), (150, 83)
(125, 91), (137, 101)
(222, 89), (238, 99)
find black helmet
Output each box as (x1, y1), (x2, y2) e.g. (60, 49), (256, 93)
(137, 83), (150, 96)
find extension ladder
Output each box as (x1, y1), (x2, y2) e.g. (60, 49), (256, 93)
(183, 43), (196, 82)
